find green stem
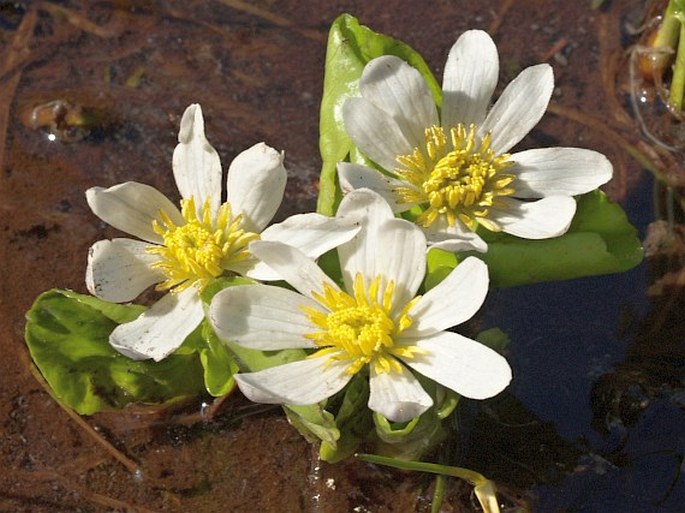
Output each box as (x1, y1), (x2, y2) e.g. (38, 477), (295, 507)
(653, 0), (681, 50)
(647, 0), (681, 82)
(430, 475), (447, 513)
(671, 15), (685, 110)
(357, 453), (501, 513)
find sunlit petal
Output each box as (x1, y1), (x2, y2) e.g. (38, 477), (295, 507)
(248, 240), (340, 299)
(424, 218), (488, 253)
(442, 30), (499, 129)
(368, 363), (433, 422)
(401, 331), (512, 399)
(86, 182), (182, 244)
(402, 256), (488, 336)
(86, 238), (163, 302)
(359, 55), (438, 147)
(226, 142), (286, 233)
(234, 356), (352, 405)
(261, 213), (361, 260)
(209, 284), (319, 350)
(243, 213), (360, 281)
(337, 163), (413, 213)
(479, 64), (553, 155)
(172, 104), (222, 216)
(343, 98), (413, 171)
(510, 147), (613, 198)
(109, 287), (204, 362)
(489, 196), (577, 239)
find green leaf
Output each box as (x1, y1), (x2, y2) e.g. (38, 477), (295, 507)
(200, 321), (239, 397)
(425, 192), (642, 289)
(475, 328), (510, 353)
(25, 289), (205, 415)
(425, 248), (459, 291)
(472, 191), (643, 287)
(285, 404), (339, 447)
(372, 379), (451, 460)
(319, 374), (373, 463)
(317, 13), (441, 216)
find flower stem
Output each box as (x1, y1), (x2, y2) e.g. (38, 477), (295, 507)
(671, 14), (685, 110)
(357, 453), (501, 513)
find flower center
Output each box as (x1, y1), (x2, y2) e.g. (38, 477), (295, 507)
(393, 124), (515, 231)
(301, 273), (424, 376)
(148, 197), (259, 292)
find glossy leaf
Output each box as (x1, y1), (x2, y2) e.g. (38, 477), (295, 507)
(320, 374), (373, 463)
(474, 190), (644, 287)
(317, 13), (440, 216)
(200, 321), (239, 397)
(25, 289), (205, 415)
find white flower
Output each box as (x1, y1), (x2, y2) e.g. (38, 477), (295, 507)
(86, 104), (359, 361)
(338, 30), (613, 252)
(209, 189), (512, 423)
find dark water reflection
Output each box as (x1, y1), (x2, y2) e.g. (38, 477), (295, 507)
(481, 174), (685, 511)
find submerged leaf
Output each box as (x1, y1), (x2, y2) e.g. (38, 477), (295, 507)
(25, 289), (205, 414)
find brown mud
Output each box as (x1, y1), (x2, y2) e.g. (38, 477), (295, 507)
(1, 1), (681, 511)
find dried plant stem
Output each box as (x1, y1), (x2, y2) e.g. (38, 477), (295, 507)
(27, 362), (140, 475)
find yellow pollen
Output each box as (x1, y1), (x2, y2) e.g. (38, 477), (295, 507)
(393, 123), (515, 231)
(301, 273), (425, 376)
(147, 196), (259, 292)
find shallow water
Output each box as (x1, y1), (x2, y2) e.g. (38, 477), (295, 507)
(1, 1), (683, 511)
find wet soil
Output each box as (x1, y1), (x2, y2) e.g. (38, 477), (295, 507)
(1, 1), (683, 512)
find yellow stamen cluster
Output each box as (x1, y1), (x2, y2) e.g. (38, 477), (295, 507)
(301, 273), (424, 376)
(393, 123), (515, 231)
(148, 197), (259, 292)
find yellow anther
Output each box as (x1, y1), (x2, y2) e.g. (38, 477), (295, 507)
(147, 196), (259, 292)
(393, 124), (515, 231)
(303, 274), (424, 377)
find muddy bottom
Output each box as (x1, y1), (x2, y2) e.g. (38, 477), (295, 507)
(1, 1), (683, 512)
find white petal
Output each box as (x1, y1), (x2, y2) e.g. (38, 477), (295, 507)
(401, 331), (512, 400)
(86, 238), (163, 302)
(209, 284), (318, 350)
(343, 97), (413, 172)
(510, 147), (613, 198)
(489, 196), (577, 239)
(226, 142), (286, 233)
(337, 163), (414, 213)
(339, 217), (426, 312)
(86, 182), (183, 244)
(247, 240), (340, 300)
(479, 64), (554, 154)
(368, 363), (433, 422)
(234, 356), (352, 405)
(335, 186), (396, 221)
(442, 30), (499, 129)
(172, 104), (222, 216)
(109, 287), (204, 361)
(261, 213), (361, 260)
(336, 190), (425, 308)
(402, 256), (488, 337)
(247, 212), (361, 281)
(423, 218), (488, 253)
(359, 55), (438, 148)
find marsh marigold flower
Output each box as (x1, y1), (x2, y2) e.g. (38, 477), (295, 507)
(338, 30), (613, 252)
(209, 189), (511, 422)
(86, 104), (358, 361)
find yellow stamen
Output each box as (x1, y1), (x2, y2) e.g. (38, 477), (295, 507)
(301, 273), (425, 376)
(148, 197), (259, 292)
(393, 124), (515, 231)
